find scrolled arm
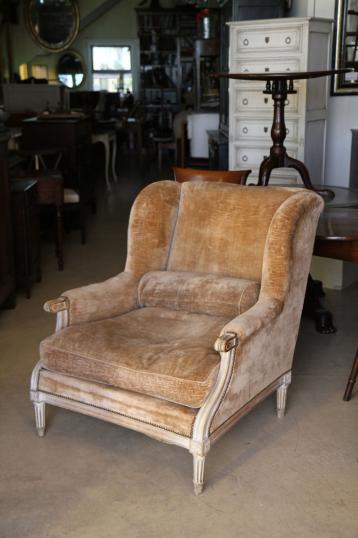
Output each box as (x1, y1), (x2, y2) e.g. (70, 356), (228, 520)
(44, 297), (68, 314)
(214, 331), (238, 353)
(43, 272), (139, 328)
(220, 296), (283, 344)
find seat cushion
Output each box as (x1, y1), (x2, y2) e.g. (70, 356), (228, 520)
(138, 271), (260, 318)
(40, 307), (228, 408)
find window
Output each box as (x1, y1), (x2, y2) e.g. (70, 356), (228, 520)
(91, 46), (133, 93)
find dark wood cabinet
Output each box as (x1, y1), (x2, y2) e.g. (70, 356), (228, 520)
(11, 180), (41, 298)
(0, 132), (16, 309)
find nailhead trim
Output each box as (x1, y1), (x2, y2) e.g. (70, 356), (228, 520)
(40, 390), (192, 439)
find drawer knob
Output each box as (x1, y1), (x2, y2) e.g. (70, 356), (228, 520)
(243, 38), (249, 46)
(264, 67), (270, 72)
(264, 127), (268, 133)
(285, 99), (290, 105)
(265, 37), (270, 44)
(286, 67), (291, 71)
(242, 98), (248, 106)
(242, 127), (248, 134)
(242, 155), (248, 162)
(263, 155), (268, 160)
(243, 68), (249, 73)
(285, 36), (292, 45)
(264, 97), (268, 104)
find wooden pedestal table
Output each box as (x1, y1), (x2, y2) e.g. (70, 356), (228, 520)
(314, 208), (358, 401)
(215, 69), (352, 333)
(215, 69), (350, 197)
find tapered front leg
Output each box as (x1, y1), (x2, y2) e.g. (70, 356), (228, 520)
(33, 401), (45, 437)
(193, 453), (206, 495)
(277, 372), (292, 419)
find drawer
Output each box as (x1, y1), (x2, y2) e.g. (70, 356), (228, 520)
(230, 58), (302, 77)
(241, 169), (300, 185)
(232, 87), (300, 115)
(231, 144), (298, 170)
(232, 25), (303, 56)
(232, 118), (299, 144)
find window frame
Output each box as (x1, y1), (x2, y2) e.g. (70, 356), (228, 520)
(85, 38), (139, 96)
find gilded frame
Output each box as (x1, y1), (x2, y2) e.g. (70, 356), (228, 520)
(332, 0), (358, 95)
(25, 0), (80, 53)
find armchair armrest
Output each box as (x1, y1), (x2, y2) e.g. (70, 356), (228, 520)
(44, 272), (139, 328)
(44, 297), (68, 314)
(219, 296), (283, 344)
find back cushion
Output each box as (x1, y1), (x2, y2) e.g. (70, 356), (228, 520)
(167, 182), (294, 282)
(138, 271), (260, 318)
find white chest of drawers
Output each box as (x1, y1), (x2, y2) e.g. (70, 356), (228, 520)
(228, 17), (333, 184)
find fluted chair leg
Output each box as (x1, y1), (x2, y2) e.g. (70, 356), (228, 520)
(193, 453), (206, 496)
(33, 401), (45, 437)
(277, 372), (292, 418)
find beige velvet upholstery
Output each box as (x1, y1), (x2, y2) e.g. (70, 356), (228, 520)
(138, 271), (260, 317)
(31, 180), (324, 494)
(41, 307), (228, 408)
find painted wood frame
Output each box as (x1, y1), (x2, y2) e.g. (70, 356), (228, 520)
(30, 305), (291, 495)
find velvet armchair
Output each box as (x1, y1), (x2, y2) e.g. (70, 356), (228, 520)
(30, 180), (323, 494)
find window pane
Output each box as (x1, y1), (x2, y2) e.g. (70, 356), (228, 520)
(92, 73), (133, 93)
(92, 46), (131, 71)
(59, 73), (84, 88)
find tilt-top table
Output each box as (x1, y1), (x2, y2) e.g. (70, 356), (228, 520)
(216, 69), (355, 334)
(216, 69), (351, 199)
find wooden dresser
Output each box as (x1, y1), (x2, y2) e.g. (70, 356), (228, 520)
(228, 17), (333, 184)
(0, 132), (16, 309)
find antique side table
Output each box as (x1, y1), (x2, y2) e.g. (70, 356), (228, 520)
(216, 69), (354, 333)
(216, 69), (351, 197)
(314, 207), (358, 401)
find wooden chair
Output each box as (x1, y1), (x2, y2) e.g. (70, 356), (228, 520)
(343, 350), (358, 401)
(35, 172), (65, 271)
(10, 150), (65, 271)
(155, 111), (189, 170)
(174, 167), (252, 185)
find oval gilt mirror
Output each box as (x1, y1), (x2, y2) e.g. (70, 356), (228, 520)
(57, 50), (85, 88)
(25, 0), (80, 52)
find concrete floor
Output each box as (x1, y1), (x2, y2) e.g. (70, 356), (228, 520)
(1, 161), (357, 538)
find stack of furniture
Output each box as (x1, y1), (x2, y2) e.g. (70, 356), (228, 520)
(228, 17), (332, 184)
(136, 3), (198, 129)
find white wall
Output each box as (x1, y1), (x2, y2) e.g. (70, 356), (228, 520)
(290, 0), (358, 188)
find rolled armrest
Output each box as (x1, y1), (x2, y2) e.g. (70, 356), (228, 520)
(44, 297), (68, 313)
(219, 296), (283, 344)
(44, 272), (139, 326)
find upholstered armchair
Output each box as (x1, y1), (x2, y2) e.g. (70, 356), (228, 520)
(30, 181), (323, 494)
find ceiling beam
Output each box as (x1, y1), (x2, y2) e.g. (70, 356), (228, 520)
(79, 0), (124, 32)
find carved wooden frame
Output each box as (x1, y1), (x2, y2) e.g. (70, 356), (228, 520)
(30, 304), (291, 495)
